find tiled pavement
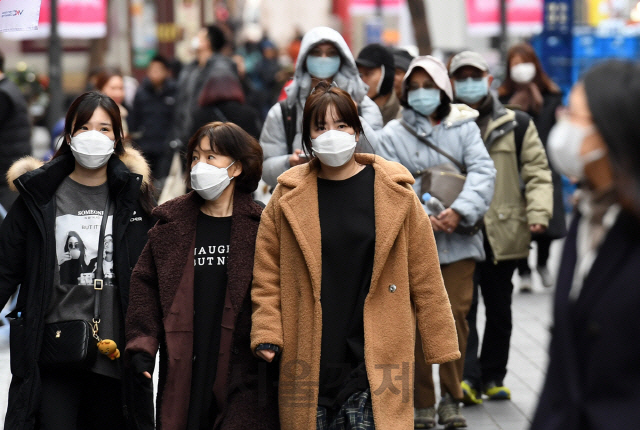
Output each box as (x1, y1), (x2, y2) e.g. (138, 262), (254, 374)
(0, 244), (559, 429)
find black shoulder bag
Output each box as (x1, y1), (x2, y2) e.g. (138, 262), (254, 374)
(40, 195), (112, 369)
(401, 120), (483, 236)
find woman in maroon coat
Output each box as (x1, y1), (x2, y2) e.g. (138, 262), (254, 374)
(125, 122), (279, 430)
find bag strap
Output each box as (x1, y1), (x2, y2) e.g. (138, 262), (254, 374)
(400, 120), (466, 173)
(512, 109), (529, 173)
(92, 194), (111, 337)
(280, 100), (297, 155)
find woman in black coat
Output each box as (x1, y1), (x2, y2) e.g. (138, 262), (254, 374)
(532, 60), (640, 429)
(0, 91), (155, 429)
(498, 42), (566, 291)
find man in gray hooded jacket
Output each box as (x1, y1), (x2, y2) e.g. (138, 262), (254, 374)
(259, 26), (383, 187)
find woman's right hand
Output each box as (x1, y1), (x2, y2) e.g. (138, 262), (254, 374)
(289, 149), (309, 167)
(257, 349), (276, 362)
(142, 371), (151, 379)
(59, 252), (72, 264)
(429, 215), (446, 232)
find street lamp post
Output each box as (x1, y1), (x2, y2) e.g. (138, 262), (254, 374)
(47, 0), (64, 131)
(499, 0), (508, 64)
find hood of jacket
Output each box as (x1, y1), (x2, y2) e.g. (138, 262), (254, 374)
(286, 26), (368, 105)
(6, 146), (151, 194)
(277, 153), (414, 189)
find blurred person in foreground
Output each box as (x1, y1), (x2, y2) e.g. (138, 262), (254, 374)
(251, 81), (459, 429)
(0, 49), (32, 212)
(531, 59), (640, 429)
(378, 55), (496, 429)
(448, 51), (552, 405)
(259, 26), (383, 187)
(498, 42), (567, 292)
(129, 55), (177, 183)
(356, 43), (401, 125)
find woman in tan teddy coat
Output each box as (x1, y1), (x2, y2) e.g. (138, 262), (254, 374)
(251, 81), (460, 430)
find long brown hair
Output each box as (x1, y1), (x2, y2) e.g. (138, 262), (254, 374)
(498, 42), (561, 97)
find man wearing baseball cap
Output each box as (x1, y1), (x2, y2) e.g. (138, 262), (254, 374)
(448, 51), (552, 406)
(356, 43), (401, 125)
(392, 48), (414, 100)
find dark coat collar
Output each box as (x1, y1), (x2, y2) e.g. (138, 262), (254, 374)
(15, 152), (139, 207)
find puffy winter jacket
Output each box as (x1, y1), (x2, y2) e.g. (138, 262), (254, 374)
(259, 26), (383, 186)
(377, 105), (496, 265)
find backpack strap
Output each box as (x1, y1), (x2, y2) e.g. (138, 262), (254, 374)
(513, 109), (530, 171)
(279, 100), (297, 155)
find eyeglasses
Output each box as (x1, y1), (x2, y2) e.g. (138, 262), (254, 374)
(68, 242), (80, 249)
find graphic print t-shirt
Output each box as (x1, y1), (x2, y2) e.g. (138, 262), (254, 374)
(48, 177), (120, 378)
(187, 212), (232, 430)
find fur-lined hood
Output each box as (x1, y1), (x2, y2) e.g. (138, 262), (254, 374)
(6, 147), (151, 192)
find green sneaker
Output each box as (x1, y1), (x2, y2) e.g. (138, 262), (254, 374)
(437, 393), (467, 428)
(414, 406), (436, 429)
(461, 380), (483, 405)
(484, 381), (511, 400)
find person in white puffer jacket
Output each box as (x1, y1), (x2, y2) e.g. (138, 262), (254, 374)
(259, 26), (383, 187)
(377, 55), (496, 430)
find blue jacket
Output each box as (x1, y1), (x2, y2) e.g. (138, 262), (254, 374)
(376, 105), (496, 264)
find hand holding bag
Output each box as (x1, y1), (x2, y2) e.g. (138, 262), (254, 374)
(401, 120), (483, 235)
(39, 195), (111, 369)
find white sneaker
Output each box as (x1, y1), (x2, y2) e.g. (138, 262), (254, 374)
(537, 265), (553, 288)
(519, 273), (532, 293)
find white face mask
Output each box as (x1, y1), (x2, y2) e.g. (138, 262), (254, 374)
(191, 36), (200, 51)
(311, 130), (357, 167)
(190, 160), (236, 201)
(69, 130), (115, 169)
(547, 119), (605, 180)
(511, 62), (536, 84)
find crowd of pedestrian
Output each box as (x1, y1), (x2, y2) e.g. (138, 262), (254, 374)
(1, 21), (640, 430)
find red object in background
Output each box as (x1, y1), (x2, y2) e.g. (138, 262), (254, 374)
(332, 0), (351, 47)
(278, 79), (293, 102)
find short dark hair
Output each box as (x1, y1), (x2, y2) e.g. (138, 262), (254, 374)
(54, 91), (125, 158)
(301, 81), (364, 159)
(185, 122), (263, 193)
(149, 55), (170, 69)
(0, 49), (4, 73)
(400, 68), (452, 122)
(207, 25), (226, 52)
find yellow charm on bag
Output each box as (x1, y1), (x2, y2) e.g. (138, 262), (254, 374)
(97, 339), (121, 360)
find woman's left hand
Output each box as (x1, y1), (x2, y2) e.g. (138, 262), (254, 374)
(529, 224), (546, 234)
(437, 208), (461, 234)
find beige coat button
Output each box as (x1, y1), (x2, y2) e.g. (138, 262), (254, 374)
(389, 284), (397, 293)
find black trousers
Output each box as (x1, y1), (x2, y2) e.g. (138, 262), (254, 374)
(516, 236), (552, 275)
(38, 368), (126, 430)
(464, 258), (517, 389)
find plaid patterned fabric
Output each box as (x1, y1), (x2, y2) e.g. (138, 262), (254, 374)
(316, 390), (375, 430)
